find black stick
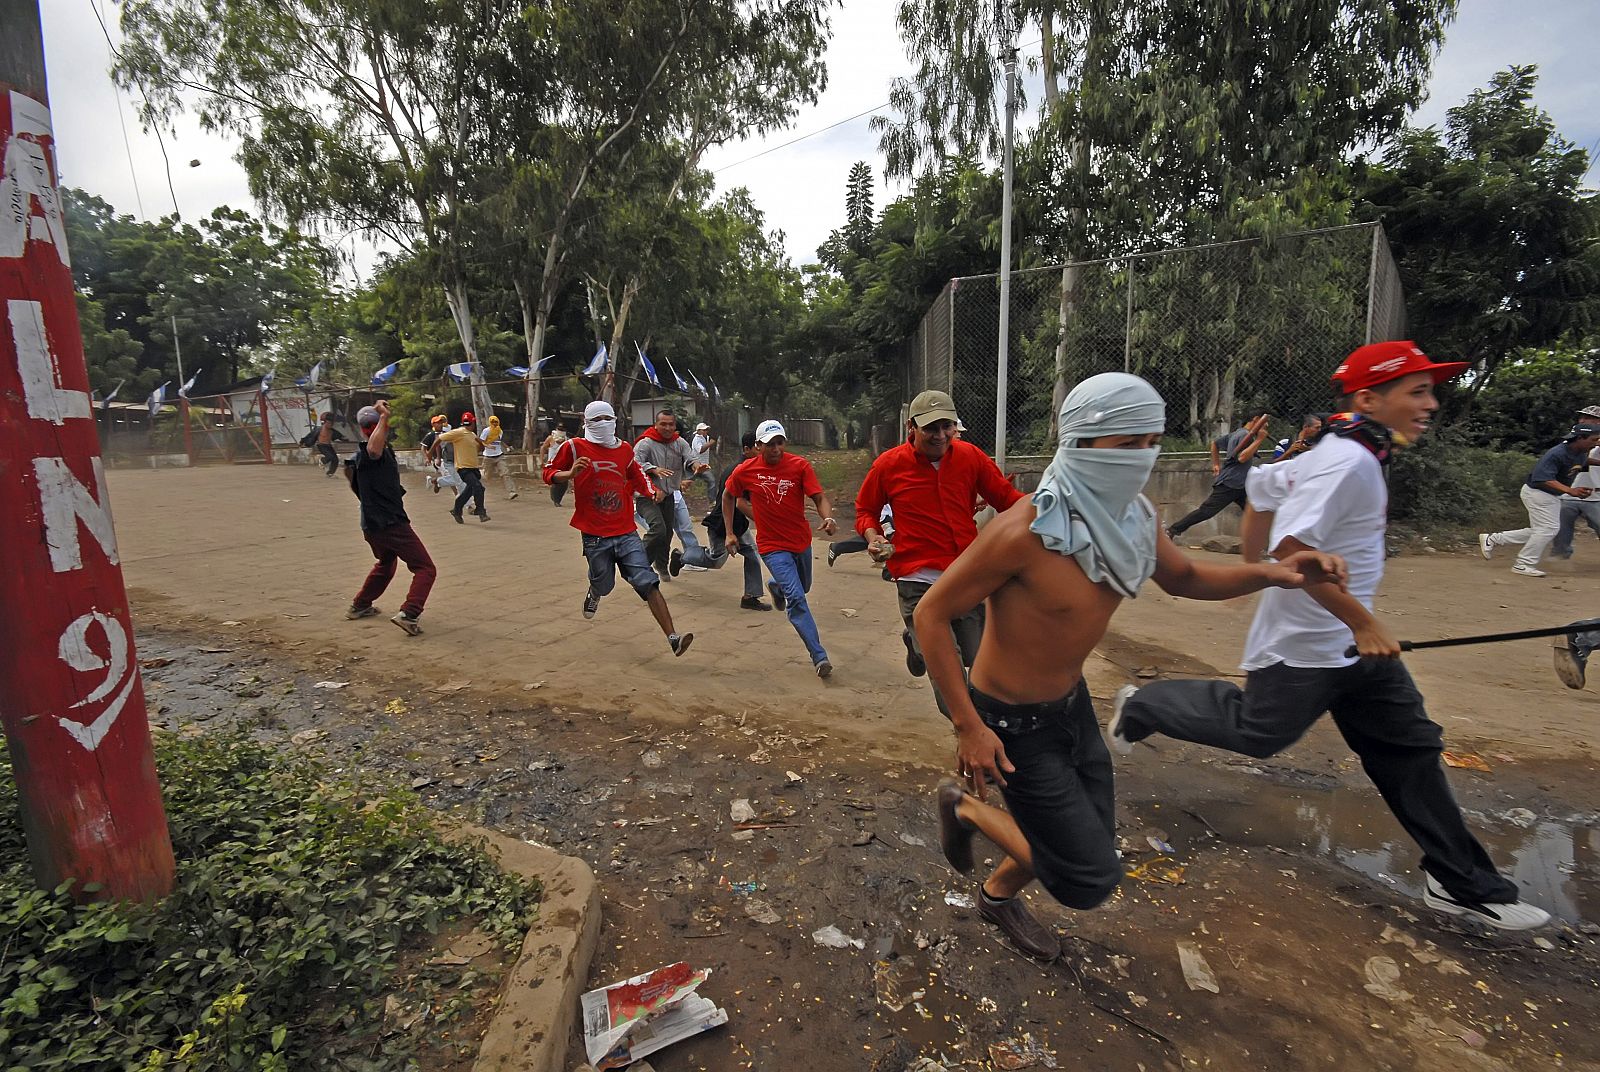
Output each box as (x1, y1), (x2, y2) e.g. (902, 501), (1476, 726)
(1344, 622), (1590, 658)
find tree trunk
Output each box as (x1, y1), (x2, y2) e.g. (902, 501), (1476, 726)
(515, 278), (545, 455)
(442, 273), (492, 423)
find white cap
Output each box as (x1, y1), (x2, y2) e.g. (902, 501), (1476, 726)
(584, 400), (615, 422)
(755, 419), (786, 443)
(695, 422), (710, 431)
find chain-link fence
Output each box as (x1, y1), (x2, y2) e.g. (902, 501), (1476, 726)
(906, 222), (1406, 463)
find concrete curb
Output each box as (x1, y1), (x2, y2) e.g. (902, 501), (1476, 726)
(453, 823), (602, 1072)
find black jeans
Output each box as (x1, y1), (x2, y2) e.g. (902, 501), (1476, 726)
(453, 467), (486, 516)
(315, 443), (338, 473)
(898, 580), (984, 717)
(1168, 483), (1247, 536)
(1120, 659), (1518, 904)
(972, 682), (1121, 910)
(636, 494), (675, 571)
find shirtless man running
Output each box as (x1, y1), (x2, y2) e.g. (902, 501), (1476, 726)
(916, 373), (1345, 959)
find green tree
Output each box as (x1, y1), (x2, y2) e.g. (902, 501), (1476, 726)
(1464, 343), (1600, 453)
(844, 161), (875, 254)
(1355, 67), (1600, 401)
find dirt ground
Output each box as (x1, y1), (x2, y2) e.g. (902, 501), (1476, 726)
(108, 463), (1600, 1071)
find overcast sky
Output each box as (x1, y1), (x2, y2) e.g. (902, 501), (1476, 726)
(40, 0), (1599, 282)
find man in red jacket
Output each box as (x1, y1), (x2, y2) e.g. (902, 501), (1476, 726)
(544, 401), (693, 656)
(855, 390), (1023, 713)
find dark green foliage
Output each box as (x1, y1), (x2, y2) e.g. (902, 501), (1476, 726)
(1464, 345), (1600, 454)
(1388, 431), (1533, 532)
(0, 734), (537, 1071)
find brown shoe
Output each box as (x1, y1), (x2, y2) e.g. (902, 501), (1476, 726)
(978, 892), (1061, 961)
(936, 781), (975, 873)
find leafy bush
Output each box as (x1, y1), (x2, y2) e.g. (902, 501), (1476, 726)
(1388, 431), (1533, 534)
(0, 733), (538, 1071)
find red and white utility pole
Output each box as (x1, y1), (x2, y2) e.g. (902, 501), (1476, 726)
(0, 0), (175, 901)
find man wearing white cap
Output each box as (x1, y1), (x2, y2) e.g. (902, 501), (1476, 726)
(722, 420), (839, 676)
(689, 421), (717, 499)
(1480, 423), (1600, 577)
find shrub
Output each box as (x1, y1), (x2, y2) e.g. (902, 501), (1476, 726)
(0, 733), (538, 1071)
(1388, 430), (1533, 534)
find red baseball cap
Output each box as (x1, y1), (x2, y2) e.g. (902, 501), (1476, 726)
(460, 411), (476, 423)
(1331, 341), (1469, 394)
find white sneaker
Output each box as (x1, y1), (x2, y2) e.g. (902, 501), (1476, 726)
(1510, 564), (1546, 577)
(1422, 874), (1549, 931)
(1105, 685), (1138, 757)
(1477, 533), (1493, 560)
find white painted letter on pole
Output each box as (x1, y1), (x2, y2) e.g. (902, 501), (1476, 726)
(11, 299), (91, 423)
(33, 456), (120, 572)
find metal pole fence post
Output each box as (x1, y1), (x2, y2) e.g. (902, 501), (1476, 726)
(994, 42), (1018, 468)
(1124, 259), (1135, 374)
(0, 0), (175, 901)
(1364, 222), (1381, 345)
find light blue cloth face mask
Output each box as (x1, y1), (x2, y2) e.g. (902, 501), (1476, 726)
(1029, 373), (1166, 598)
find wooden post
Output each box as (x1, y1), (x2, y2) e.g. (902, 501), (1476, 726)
(258, 388), (274, 463)
(180, 395), (193, 464)
(0, 0), (175, 902)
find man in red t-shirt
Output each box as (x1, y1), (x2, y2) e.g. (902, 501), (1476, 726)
(856, 390), (1023, 712)
(544, 401), (693, 656)
(722, 420), (838, 677)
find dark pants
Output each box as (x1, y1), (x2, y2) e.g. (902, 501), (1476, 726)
(1120, 659), (1518, 904)
(973, 682), (1121, 910)
(898, 580), (984, 717)
(1168, 483), (1247, 536)
(315, 443), (338, 473)
(453, 467), (485, 516)
(636, 494), (675, 571)
(354, 523), (436, 618)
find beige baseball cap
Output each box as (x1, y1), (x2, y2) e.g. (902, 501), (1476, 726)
(909, 389), (959, 427)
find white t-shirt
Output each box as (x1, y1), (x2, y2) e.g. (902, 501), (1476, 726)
(1240, 435), (1386, 670)
(1561, 447), (1600, 499)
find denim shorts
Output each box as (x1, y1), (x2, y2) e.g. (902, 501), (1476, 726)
(582, 532), (659, 600)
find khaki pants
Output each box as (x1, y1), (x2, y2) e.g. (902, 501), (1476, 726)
(482, 453), (517, 496)
(1487, 486), (1562, 569)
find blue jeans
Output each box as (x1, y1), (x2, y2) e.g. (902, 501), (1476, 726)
(684, 528), (764, 598)
(581, 532), (658, 601)
(761, 549), (827, 665)
(1553, 499), (1600, 557)
(670, 493), (705, 556)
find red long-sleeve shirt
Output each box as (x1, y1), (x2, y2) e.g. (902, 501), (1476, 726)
(853, 439), (1022, 579)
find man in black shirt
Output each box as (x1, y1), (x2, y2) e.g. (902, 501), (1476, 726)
(346, 400), (437, 635)
(1167, 413), (1271, 540)
(683, 431), (770, 610)
(1479, 424), (1600, 577)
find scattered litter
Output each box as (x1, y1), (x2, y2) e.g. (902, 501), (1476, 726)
(906, 1060), (951, 1072)
(730, 799), (756, 823)
(289, 729), (326, 746)
(1441, 751), (1491, 773)
(220, 620), (243, 627)
(197, 647), (232, 654)
(840, 608), (859, 618)
(1279, 868), (1297, 880)
(527, 759), (563, 772)
(987, 1033), (1057, 1070)
(1362, 956), (1412, 1003)
(747, 748), (771, 764)
(743, 899), (781, 925)
(139, 657), (173, 670)
(383, 994), (426, 1033)
(812, 925), (864, 950)
(1533, 936), (1555, 951)
(974, 996), (998, 1014)
(523, 681), (546, 690)
(850, 831), (875, 847)
(641, 750), (665, 769)
(580, 963), (728, 1071)
(1134, 666), (1158, 679)
(410, 776), (436, 789)
(312, 681), (349, 690)
(719, 878), (765, 896)
(785, 770), (803, 783)
(873, 956), (927, 1012)
(432, 680), (472, 694)
(1146, 836), (1174, 854)
(731, 830), (755, 842)
(898, 832), (928, 848)
(1126, 857), (1187, 885)
(1128, 992), (1148, 1008)
(1176, 941), (1220, 993)
(1501, 807), (1536, 828)
(283, 612), (310, 619)
(943, 891), (975, 909)
(384, 698), (407, 715)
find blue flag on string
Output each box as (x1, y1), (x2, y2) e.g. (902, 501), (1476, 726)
(534, 353), (557, 374)
(178, 367), (202, 399)
(446, 361), (477, 383)
(99, 379), (124, 411)
(688, 369), (708, 398)
(147, 381), (170, 417)
(710, 378), (723, 405)
(635, 343), (661, 389)
(504, 365), (530, 378)
(260, 368), (274, 394)
(371, 362), (400, 386)
(582, 344), (609, 376)
(664, 356), (689, 393)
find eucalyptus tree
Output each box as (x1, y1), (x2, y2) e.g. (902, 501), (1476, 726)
(115, 0), (524, 421)
(875, 0), (1457, 431)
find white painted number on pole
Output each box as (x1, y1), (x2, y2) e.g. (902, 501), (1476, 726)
(11, 299), (91, 423)
(57, 611), (136, 751)
(33, 456), (120, 571)
(2, 91), (69, 265)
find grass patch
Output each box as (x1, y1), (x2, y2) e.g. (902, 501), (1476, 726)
(0, 732), (538, 1071)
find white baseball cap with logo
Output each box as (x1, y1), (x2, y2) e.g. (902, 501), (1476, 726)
(755, 419), (786, 443)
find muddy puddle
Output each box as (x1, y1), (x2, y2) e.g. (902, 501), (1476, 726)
(1127, 785), (1600, 924)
